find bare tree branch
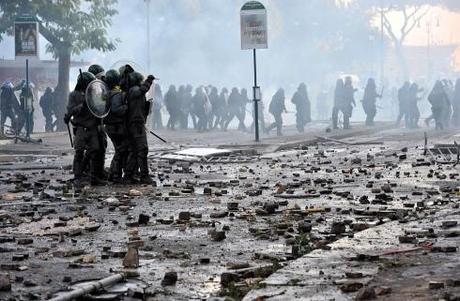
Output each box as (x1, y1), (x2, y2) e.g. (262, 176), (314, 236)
(382, 12), (398, 44)
(404, 7), (430, 40)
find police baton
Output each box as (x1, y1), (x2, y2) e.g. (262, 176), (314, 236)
(144, 126), (167, 143)
(66, 123), (73, 148)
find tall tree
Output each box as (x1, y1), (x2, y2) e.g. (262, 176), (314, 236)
(0, 0), (118, 130)
(357, 0), (445, 79)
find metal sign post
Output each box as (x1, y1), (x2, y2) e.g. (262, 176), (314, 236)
(240, 1), (267, 142)
(25, 58), (30, 139)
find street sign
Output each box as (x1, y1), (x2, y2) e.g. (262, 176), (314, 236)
(14, 14), (39, 58)
(240, 1), (268, 50)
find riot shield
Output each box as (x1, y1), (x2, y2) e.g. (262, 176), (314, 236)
(85, 79), (110, 118)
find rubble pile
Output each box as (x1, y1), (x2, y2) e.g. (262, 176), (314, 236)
(0, 129), (459, 300)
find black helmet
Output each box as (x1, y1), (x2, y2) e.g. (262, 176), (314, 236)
(88, 64), (105, 78)
(77, 72), (96, 91)
(104, 69), (120, 89)
(128, 71), (144, 87)
(119, 64), (134, 75)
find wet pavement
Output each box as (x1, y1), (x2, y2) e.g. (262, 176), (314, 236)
(0, 123), (459, 300)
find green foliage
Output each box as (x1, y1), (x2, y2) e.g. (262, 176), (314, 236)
(294, 233), (313, 256)
(0, 0), (119, 56)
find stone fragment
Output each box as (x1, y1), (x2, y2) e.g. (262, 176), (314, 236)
(429, 281), (445, 290)
(209, 230), (226, 241)
(352, 223), (369, 231)
(227, 202), (239, 211)
(178, 211), (191, 221)
(123, 247), (139, 268)
(298, 221), (312, 233)
(446, 279), (460, 287)
(79, 255), (96, 264)
(431, 246), (457, 253)
(351, 158), (362, 164)
(355, 286), (376, 300)
(398, 235), (417, 244)
(128, 189), (142, 196)
(340, 281), (364, 292)
(226, 262), (250, 270)
(345, 272), (364, 279)
(138, 214), (150, 225)
(210, 211), (228, 218)
(16, 238), (33, 245)
(23, 279), (36, 287)
(375, 286), (392, 296)
(331, 221), (346, 234)
(442, 221), (458, 228)
(199, 258), (210, 264)
(220, 272), (240, 287)
(104, 197), (120, 206)
(161, 271), (178, 286)
(263, 201), (278, 214)
(381, 184), (393, 193)
(0, 274), (11, 291)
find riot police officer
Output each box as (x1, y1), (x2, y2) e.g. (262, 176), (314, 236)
(40, 87), (54, 132)
(88, 64), (105, 80)
(362, 78), (381, 126)
(18, 83), (34, 135)
(124, 71), (155, 184)
(0, 81), (20, 136)
(291, 83), (311, 133)
(266, 89), (287, 136)
(65, 72), (104, 188)
(428, 81), (450, 130)
(103, 69), (128, 183)
(332, 77), (355, 129)
(87, 64), (107, 181)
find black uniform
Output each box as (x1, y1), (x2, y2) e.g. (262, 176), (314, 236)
(332, 78), (355, 129)
(164, 85), (178, 130)
(428, 81), (450, 130)
(65, 72), (103, 187)
(238, 88), (249, 131)
(124, 73), (154, 183)
(192, 87), (210, 132)
(87, 65), (107, 181)
(291, 83), (311, 132)
(40, 87), (54, 132)
(406, 83), (422, 128)
(224, 88), (243, 131)
(0, 83), (20, 135)
(266, 89), (286, 136)
(396, 82), (410, 127)
(18, 85), (34, 135)
(362, 78), (380, 126)
(208, 87), (220, 129)
(104, 87), (128, 183)
(214, 88), (228, 129)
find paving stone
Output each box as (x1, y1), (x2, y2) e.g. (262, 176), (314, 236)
(161, 271), (178, 286)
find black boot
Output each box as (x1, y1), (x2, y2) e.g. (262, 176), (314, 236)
(138, 157), (153, 184)
(90, 160), (106, 186)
